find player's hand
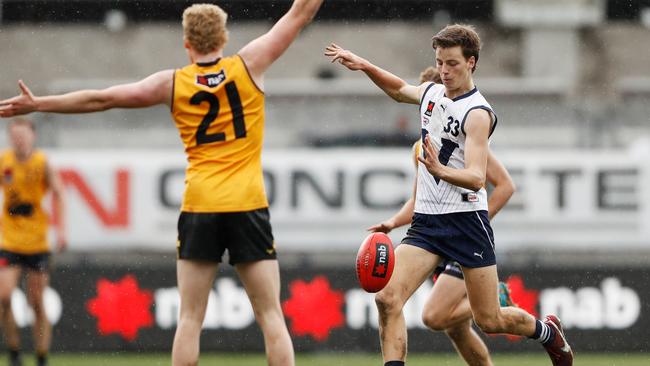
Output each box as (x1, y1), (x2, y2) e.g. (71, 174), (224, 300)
(324, 43), (367, 71)
(0, 80), (38, 118)
(418, 135), (444, 177)
(367, 220), (395, 234)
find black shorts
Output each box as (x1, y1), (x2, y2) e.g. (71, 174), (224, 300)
(432, 260), (464, 281)
(177, 208), (276, 265)
(0, 250), (50, 271)
(402, 210), (496, 268)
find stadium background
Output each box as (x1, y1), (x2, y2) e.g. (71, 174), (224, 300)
(1, 0), (650, 364)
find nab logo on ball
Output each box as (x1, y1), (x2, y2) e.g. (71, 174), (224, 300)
(356, 233), (395, 293)
(372, 243), (390, 278)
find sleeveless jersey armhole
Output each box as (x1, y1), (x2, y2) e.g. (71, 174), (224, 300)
(236, 54), (264, 95)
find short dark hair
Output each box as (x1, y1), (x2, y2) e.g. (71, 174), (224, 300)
(431, 24), (481, 73)
(9, 118), (35, 131)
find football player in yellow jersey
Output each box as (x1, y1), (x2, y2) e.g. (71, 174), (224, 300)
(0, 118), (66, 366)
(0, 2), (324, 365)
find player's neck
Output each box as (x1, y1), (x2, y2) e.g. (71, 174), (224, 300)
(191, 50), (224, 65)
(445, 79), (475, 100)
(13, 148), (33, 162)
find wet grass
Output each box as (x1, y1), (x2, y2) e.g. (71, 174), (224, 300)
(10, 352), (645, 366)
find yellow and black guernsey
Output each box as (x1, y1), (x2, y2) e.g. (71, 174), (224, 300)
(0, 150), (49, 254)
(172, 55), (268, 213)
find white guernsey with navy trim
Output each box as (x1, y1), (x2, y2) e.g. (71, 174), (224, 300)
(415, 82), (497, 215)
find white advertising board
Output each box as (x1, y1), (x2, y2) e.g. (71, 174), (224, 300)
(34, 147), (648, 252)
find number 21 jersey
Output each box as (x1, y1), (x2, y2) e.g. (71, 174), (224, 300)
(415, 83), (497, 215)
(172, 55), (267, 213)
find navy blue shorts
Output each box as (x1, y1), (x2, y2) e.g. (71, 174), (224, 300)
(433, 260), (464, 280)
(402, 210), (496, 268)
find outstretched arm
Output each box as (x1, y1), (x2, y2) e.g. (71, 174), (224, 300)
(486, 151), (515, 220)
(324, 43), (423, 104)
(418, 109), (492, 191)
(0, 70), (174, 117)
(238, 0), (324, 89)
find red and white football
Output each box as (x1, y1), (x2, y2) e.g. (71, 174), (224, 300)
(355, 232), (395, 293)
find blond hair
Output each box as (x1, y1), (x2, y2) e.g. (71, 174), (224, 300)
(182, 4), (229, 55)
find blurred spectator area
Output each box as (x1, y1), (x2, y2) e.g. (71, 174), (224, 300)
(1, 0), (650, 22)
(0, 0), (493, 23)
(0, 0), (649, 150)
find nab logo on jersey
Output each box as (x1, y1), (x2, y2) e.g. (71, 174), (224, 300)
(3, 168), (13, 184)
(424, 101), (435, 117)
(196, 70), (227, 88)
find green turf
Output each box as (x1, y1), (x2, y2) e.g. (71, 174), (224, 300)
(4, 352), (645, 366)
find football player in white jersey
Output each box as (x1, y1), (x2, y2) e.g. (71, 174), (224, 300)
(368, 66), (517, 366)
(326, 24), (573, 366)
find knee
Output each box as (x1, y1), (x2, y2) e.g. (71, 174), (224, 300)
(29, 302), (47, 320)
(27, 294), (44, 311)
(30, 301), (46, 317)
(254, 305), (285, 330)
(374, 289), (402, 316)
(0, 288), (13, 303)
(421, 309), (449, 332)
(176, 305), (206, 330)
(473, 313), (502, 334)
(176, 314), (203, 333)
(0, 297), (11, 310)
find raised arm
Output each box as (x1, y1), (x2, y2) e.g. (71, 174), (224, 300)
(486, 151), (516, 220)
(238, 0), (324, 89)
(418, 109), (491, 191)
(324, 43), (425, 104)
(0, 70), (174, 118)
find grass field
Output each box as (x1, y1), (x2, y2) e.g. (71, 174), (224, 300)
(5, 352), (648, 366)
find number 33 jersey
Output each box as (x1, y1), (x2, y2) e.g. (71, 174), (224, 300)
(415, 82), (497, 215)
(172, 55), (268, 213)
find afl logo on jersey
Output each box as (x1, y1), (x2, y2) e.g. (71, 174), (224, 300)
(196, 70), (227, 88)
(424, 101), (435, 117)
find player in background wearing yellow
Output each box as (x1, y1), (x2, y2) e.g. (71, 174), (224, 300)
(0, 118), (66, 366)
(327, 24), (573, 366)
(368, 64), (517, 366)
(0, 2), (324, 365)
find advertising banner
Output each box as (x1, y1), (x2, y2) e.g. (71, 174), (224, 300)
(12, 261), (648, 353)
(38, 147), (649, 251)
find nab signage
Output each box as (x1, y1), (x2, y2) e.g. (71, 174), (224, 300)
(42, 262), (649, 353)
